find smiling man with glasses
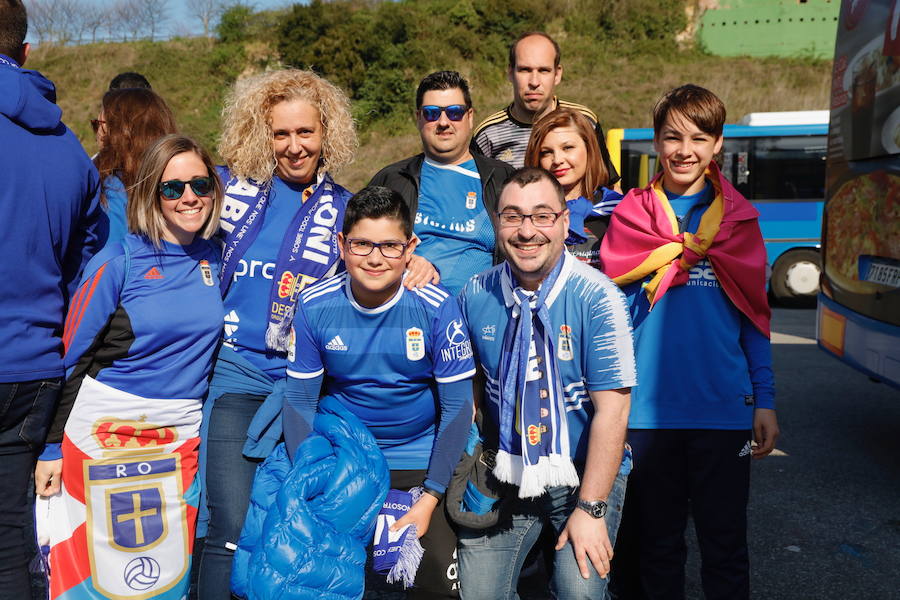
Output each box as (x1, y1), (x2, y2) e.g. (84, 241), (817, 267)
(457, 167), (636, 600)
(370, 70), (514, 296)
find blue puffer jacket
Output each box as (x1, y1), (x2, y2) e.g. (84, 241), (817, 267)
(231, 396), (390, 600)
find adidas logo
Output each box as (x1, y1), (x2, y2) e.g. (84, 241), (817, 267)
(144, 267), (164, 280)
(738, 441), (752, 457)
(325, 335), (348, 351)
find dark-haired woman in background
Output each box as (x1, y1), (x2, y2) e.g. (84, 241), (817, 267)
(93, 87), (177, 246)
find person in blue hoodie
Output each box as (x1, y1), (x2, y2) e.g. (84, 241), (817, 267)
(0, 1), (101, 596)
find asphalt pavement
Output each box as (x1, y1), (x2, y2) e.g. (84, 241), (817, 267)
(683, 306), (900, 599)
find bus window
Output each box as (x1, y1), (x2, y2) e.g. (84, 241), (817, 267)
(620, 140), (656, 190)
(751, 136), (827, 200)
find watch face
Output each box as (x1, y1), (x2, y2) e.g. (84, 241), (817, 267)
(579, 499), (607, 519)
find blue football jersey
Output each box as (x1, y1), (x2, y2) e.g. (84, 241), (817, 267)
(287, 273), (476, 470)
(415, 158), (495, 295)
(460, 253), (637, 460)
(222, 177), (320, 378)
(62, 234), (224, 400)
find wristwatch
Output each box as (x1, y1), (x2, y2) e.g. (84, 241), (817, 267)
(576, 498), (607, 519)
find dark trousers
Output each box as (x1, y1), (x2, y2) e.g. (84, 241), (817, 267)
(611, 429), (751, 600)
(195, 393), (263, 599)
(0, 378), (61, 599)
(366, 469), (460, 600)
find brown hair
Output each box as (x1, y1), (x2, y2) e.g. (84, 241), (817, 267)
(128, 135), (224, 246)
(94, 88), (178, 204)
(652, 84), (726, 138)
(508, 31), (561, 70)
(524, 108), (609, 198)
(0, 0), (26, 60)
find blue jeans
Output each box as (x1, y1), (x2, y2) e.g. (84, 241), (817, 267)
(0, 378), (60, 599)
(458, 456), (630, 600)
(195, 393), (263, 599)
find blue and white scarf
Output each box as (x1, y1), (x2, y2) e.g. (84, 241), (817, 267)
(372, 487), (425, 588)
(217, 169), (349, 351)
(495, 256), (579, 498)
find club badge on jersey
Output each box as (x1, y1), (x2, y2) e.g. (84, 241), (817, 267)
(200, 260), (215, 286)
(557, 325), (573, 361)
(465, 191), (477, 210)
(406, 327), (425, 361)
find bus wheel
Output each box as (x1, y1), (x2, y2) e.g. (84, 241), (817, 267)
(771, 249), (820, 304)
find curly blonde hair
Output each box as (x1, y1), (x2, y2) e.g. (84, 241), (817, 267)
(218, 69), (358, 183)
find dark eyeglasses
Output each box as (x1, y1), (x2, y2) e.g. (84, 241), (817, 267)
(419, 104), (469, 122)
(496, 210), (567, 228)
(159, 177), (214, 200)
(345, 238), (410, 259)
(90, 119), (106, 133)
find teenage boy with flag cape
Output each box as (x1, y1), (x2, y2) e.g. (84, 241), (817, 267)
(600, 84), (779, 600)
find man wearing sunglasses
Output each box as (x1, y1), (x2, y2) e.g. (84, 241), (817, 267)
(471, 31), (618, 186)
(370, 70), (514, 296)
(457, 167), (634, 600)
(0, 2), (101, 597)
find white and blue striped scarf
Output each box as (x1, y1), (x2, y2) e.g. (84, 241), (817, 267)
(495, 257), (579, 498)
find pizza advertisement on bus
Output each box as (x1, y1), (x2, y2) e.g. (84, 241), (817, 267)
(825, 0), (900, 296)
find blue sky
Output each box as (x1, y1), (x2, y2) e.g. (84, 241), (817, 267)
(25, 0), (298, 43)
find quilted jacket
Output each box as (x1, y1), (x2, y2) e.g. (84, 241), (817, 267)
(231, 396), (390, 599)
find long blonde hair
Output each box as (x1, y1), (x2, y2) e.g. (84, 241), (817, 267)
(218, 69), (358, 182)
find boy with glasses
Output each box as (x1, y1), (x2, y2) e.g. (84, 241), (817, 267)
(283, 186), (476, 599)
(370, 70), (514, 295)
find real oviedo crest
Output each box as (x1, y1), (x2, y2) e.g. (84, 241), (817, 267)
(406, 327), (425, 361)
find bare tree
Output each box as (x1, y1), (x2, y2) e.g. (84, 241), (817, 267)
(186, 0), (229, 37)
(112, 0), (144, 41)
(81, 1), (110, 43)
(25, 0), (56, 44)
(139, 0), (169, 41)
(57, 0), (87, 43)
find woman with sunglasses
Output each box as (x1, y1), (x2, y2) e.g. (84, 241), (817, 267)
(92, 87), (178, 247)
(524, 107), (623, 269)
(196, 69), (438, 598)
(34, 135), (225, 600)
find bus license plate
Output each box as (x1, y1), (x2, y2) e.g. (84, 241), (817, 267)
(859, 256), (900, 288)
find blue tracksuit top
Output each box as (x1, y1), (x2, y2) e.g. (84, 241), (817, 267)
(0, 54), (101, 383)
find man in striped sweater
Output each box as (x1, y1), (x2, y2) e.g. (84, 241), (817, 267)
(471, 31), (618, 186)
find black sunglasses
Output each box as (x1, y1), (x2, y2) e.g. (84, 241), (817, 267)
(159, 177), (214, 200)
(419, 104), (469, 122)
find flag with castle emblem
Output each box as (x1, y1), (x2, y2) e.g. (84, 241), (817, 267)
(43, 376), (201, 600)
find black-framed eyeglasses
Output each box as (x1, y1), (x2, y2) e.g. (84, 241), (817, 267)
(496, 210), (567, 228)
(159, 177), (214, 200)
(345, 238), (411, 259)
(90, 119), (106, 133)
(419, 104), (469, 122)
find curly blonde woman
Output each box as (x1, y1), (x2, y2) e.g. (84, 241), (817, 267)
(196, 69), (437, 599)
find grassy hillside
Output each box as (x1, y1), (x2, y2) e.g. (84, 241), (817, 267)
(27, 2), (832, 191)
